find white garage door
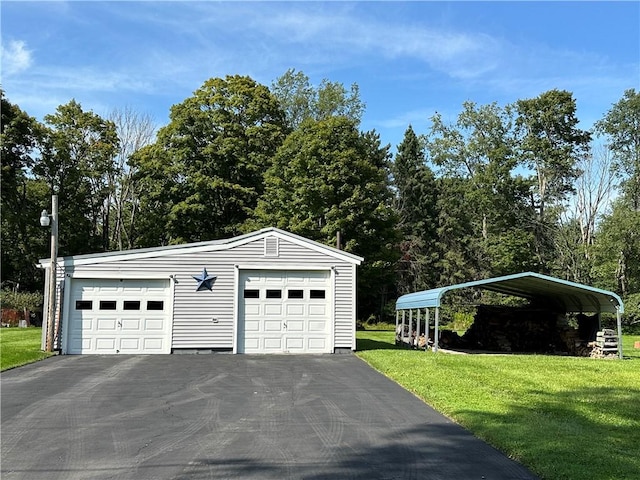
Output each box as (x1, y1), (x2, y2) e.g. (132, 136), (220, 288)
(67, 279), (171, 354)
(238, 270), (332, 354)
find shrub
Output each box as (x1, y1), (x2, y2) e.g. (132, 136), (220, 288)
(0, 290), (43, 312)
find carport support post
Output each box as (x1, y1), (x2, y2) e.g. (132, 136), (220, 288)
(616, 306), (623, 359)
(434, 307), (440, 352)
(416, 308), (421, 344)
(409, 309), (413, 346)
(425, 308), (430, 351)
(395, 310), (399, 340)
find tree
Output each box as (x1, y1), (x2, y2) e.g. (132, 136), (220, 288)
(251, 116), (398, 320)
(425, 101), (535, 279)
(131, 75), (288, 246)
(592, 196), (640, 297)
(108, 107), (156, 250)
(392, 125), (439, 293)
(592, 89), (640, 301)
(271, 69), (365, 129)
(595, 88), (640, 210)
(33, 100), (119, 255)
(515, 90), (591, 269)
(0, 92), (49, 290)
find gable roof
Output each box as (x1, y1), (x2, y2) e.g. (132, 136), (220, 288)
(396, 271), (624, 314)
(39, 227), (363, 267)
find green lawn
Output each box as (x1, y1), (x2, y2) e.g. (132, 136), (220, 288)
(0, 327), (53, 371)
(357, 330), (640, 480)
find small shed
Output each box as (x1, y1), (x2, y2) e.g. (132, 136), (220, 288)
(395, 272), (625, 358)
(39, 228), (363, 355)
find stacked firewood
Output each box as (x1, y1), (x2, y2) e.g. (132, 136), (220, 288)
(588, 329), (619, 359)
(460, 305), (559, 353)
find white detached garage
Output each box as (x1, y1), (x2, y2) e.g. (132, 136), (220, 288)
(39, 228), (363, 355)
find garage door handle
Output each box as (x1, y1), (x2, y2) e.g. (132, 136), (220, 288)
(283, 322), (287, 330)
(118, 321), (122, 327)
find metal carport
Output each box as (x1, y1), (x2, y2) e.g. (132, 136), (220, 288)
(395, 272), (625, 358)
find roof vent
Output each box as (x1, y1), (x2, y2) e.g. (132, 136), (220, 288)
(264, 236), (279, 257)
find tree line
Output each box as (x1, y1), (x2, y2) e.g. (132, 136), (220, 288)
(1, 71), (638, 329)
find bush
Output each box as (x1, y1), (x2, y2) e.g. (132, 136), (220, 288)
(0, 290), (43, 312)
(0, 290), (43, 326)
(622, 293), (640, 334)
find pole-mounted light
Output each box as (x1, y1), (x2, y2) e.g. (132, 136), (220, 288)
(41, 196), (58, 352)
(40, 210), (51, 227)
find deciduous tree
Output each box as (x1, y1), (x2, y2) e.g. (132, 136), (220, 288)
(132, 75), (288, 245)
(33, 100), (119, 255)
(595, 88), (640, 209)
(271, 69), (365, 129)
(515, 90), (591, 269)
(251, 116), (398, 320)
(0, 92), (49, 290)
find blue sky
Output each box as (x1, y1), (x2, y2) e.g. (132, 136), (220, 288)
(2, 1), (639, 153)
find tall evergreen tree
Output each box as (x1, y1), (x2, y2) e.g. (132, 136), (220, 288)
(392, 125), (438, 293)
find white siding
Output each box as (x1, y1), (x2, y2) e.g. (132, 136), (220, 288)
(58, 234), (357, 352)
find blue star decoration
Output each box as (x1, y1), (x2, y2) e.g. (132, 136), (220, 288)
(192, 268), (216, 292)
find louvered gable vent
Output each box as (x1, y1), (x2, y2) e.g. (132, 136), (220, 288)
(264, 236), (279, 257)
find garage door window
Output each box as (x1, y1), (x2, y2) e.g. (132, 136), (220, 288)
(288, 290), (304, 299)
(99, 300), (117, 310)
(310, 290), (326, 299)
(266, 289), (282, 299)
(147, 300), (164, 311)
(123, 301), (141, 311)
(243, 289), (259, 299)
(75, 300), (93, 310)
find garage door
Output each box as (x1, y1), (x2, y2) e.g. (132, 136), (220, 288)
(67, 279), (171, 354)
(238, 270), (331, 354)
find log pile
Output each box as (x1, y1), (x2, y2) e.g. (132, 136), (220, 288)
(588, 329), (619, 359)
(459, 305), (560, 353)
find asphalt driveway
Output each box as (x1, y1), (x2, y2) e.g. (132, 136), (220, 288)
(1, 354), (537, 480)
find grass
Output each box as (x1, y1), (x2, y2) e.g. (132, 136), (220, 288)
(357, 330), (640, 480)
(0, 327), (53, 371)
(622, 334), (640, 358)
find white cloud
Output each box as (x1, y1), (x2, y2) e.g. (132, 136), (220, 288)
(1, 40), (33, 75)
(250, 8), (502, 80)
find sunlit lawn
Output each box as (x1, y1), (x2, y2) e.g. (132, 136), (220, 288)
(0, 327), (53, 371)
(357, 330), (640, 480)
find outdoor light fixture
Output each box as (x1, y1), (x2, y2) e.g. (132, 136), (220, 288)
(41, 195), (58, 352)
(39, 210), (51, 227)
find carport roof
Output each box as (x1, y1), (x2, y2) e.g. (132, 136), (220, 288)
(395, 272), (624, 314)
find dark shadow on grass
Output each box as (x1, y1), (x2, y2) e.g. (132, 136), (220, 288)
(356, 338), (399, 351)
(454, 386), (640, 480)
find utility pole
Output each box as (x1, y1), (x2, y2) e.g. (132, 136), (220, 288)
(41, 195), (58, 352)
